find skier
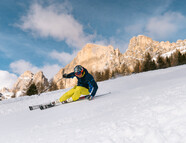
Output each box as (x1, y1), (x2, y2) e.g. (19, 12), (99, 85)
(53, 65), (98, 104)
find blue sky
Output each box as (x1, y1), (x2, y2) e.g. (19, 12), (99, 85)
(0, 0), (186, 89)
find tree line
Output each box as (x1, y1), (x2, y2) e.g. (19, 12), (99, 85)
(134, 50), (186, 73)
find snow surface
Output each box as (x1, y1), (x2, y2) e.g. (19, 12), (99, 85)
(1, 65), (186, 143)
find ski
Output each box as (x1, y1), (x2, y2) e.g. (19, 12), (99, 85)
(29, 105), (40, 110)
(29, 92), (111, 111)
(29, 96), (88, 111)
(39, 95), (89, 110)
(29, 102), (52, 111)
(39, 103), (56, 110)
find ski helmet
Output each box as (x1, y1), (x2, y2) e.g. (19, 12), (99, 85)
(74, 65), (84, 76)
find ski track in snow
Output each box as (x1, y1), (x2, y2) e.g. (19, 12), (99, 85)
(0, 65), (186, 143)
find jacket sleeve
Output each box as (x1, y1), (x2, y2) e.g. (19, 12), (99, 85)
(88, 75), (98, 97)
(66, 72), (75, 78)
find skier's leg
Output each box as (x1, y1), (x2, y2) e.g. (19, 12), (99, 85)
(71, 86), (89, 101)
(59, 86), (77, 102)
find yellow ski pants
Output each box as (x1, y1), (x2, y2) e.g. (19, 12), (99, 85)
(59, 85), (89, 102)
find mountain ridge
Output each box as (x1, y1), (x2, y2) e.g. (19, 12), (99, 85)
(1, 35), (186, 99)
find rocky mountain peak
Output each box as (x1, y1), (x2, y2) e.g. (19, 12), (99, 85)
(33, 71), (49, 92)
(0, 87), (14, 100)
(123, 35), (186, 71)
(33, 71), (46, 84)
(53, 43), (122, 89)
(129, 35), (153, 48)
(13, 71), (34, 92)
(12, 71), (49, 97)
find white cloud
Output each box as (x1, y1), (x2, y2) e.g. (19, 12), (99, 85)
(40, 64), (61, 80)
(124, 22), (144, 36)
(10, 60), (61, 80)
(10, 60), (38, 74)
(145, 12), (186, 39)
(0, 70), (18, 89)
(125, 11), (186, 40)
(17, 2), (93, 49)
(50, 50), (77, 65)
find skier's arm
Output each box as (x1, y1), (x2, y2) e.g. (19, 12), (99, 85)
(89, 78), (98, 97)
(63, 72), (75, 78)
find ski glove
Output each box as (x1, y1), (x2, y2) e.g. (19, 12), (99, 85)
(63, 73), (68, 78)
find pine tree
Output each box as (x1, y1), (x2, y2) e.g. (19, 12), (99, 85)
(120, 63), (129, 75)
(134, 61), (141, 73)
(178, 51), (186, 65)
(157, 55), (166, 69)
(183, 53), (186, 64)
(94, 71), (103, 82)
(103, 69), (110, 80)
(170, 50), (179, 66)
(149, 60), (157, 70)
(49, 79), (58, 91)
(35, 82), (45, 94)
(143, 53), (151, 71)
(26, 83), (38, 96)
(141, 53), (157, 72)
(165, 57), (171, 67)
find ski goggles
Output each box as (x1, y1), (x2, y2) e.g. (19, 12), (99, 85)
(75, 69), (83, 76)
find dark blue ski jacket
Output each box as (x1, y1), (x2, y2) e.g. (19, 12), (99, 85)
(65, 67), (98, 97)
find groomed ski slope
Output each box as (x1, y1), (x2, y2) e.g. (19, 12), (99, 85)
(0, 65), (186, 143)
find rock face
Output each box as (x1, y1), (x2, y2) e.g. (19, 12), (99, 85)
(122, 35), (186, 71)
(13, 71), (49, 97)
(53, 44), (122, 89)
(0, 87), (14, 100)
(13, 71), (33, 97)
(33, 71), (49, 92)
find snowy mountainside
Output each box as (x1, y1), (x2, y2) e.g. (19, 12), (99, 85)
(0, 65), (186, 143)
(161, 45), (186, 58)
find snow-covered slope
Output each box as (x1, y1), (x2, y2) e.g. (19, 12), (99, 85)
(0, 65), (186, 143)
